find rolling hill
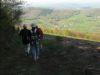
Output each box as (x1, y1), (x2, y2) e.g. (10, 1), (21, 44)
(22, 7), (100, 33)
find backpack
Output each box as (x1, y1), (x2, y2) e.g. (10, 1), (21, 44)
(31, 27), (43, 41)
(31, 28), (38, 41)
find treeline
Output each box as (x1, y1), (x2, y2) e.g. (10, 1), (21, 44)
(0, 0), (22, 52)
(0, 0), (22, 27)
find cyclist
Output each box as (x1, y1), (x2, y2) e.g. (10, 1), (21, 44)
(31, 23), (43, 61)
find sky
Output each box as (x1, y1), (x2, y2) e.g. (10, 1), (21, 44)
(22, 0), (100, 8)
(23, 0), (100, 4)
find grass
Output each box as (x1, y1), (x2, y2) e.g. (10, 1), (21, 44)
(59, 14), (100, 33)
(44, 33), (100, 42)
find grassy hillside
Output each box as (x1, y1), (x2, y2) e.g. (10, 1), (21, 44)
(59, 14), (100, 33)
(22, 8), (100, 33)
(1, 4), (100, 75)
(20, 7), (100, 41)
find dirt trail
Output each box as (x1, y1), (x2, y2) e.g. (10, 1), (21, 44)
(0, 35), (100, 75)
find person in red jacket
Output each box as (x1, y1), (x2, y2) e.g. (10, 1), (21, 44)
(31, 23), (43, 61)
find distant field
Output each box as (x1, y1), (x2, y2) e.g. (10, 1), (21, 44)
(21, 7), (100, 41)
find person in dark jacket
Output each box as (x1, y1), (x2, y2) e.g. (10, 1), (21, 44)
(19, 24), (31, 56)
(31, 23), (43, 61)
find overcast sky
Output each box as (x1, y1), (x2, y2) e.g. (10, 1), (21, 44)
(23, 0), (100, 4)
(22, 0), (100, 8)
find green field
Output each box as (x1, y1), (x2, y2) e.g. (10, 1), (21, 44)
(22, 8), (100, 33)
(21, 8), (100, 41)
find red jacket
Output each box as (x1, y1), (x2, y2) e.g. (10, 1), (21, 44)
(37, 28), (43, 39)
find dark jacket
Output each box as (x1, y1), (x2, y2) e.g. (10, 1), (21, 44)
(19, 28), (31, 45)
